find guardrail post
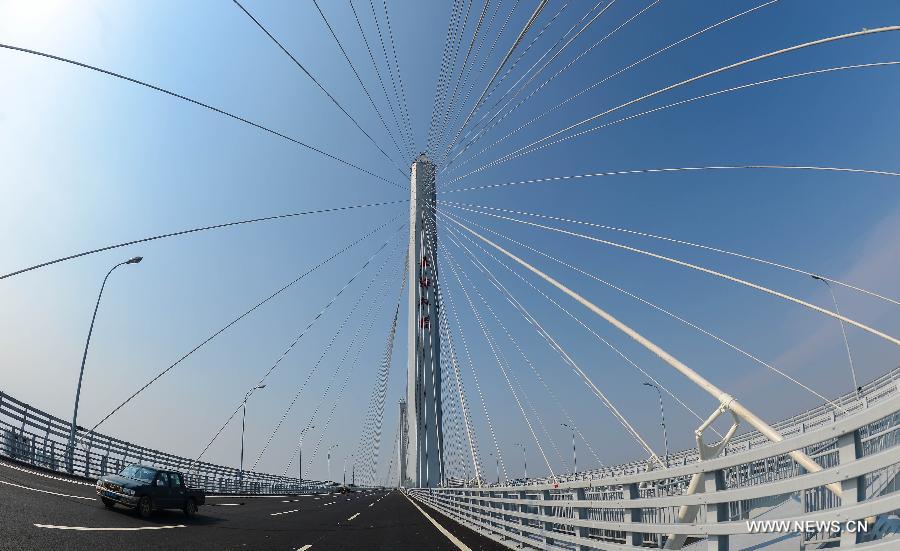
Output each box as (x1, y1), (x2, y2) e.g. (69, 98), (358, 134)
(541, 489), (555, 546)
(704, 470), (728, 551)
(837, 429), (862, 547)
(623, 482), (642, 548)
(574, 487), (592, 551)
(518, 489), (528, 540)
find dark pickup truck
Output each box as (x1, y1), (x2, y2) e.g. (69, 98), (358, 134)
(96, 465), (205, 518)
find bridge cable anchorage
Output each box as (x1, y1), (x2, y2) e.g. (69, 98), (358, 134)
(0, 199), (407, 281)
(430, 0), (481, 164)
(441, 0), (614, 165)
(445, 0), (661, 172)
(445, 0), (779, 175)
(297, 253), (405, 471)
(0, 43), (405, 191)
(446, 212), (844, 419)
(444, 199), (900, 312)
(440, 238), (506, 485)
(441, 0), (571, 163)
(478, 60), (900, 174)
(442, 218), (661, 465)
(250, 235), (404, 471)
(431, 0), (504, 165)
(441, 212), (844, 497)
(311, 0), (407, 162)
(199, 231), (403, 468)
(446, 204), (900, 349)
(434, 260), (484, 484)
(367, 0), (415, 158)
(81, 215), (401, 439)
(232, 0), (406, 177)
(379, 0), (416, 159)
(348, 0), (410, 161)
(438, 0), (524, 161)
(445, 26), (900, 186)
(441, 229), (573, 472)
(443, 216), (676, 455)
(443, 243), (561, 481)
(451, 0), (551, 149)
(425, 0), (465, 155)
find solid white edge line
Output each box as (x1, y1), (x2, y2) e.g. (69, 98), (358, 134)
(1, 479), (95, 501)
(0, 460), (94, 486)
(34, 524), (186, 531)
(403, 492), (472, 551)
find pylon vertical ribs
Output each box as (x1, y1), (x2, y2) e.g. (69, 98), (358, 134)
(405, 154), (444, 487)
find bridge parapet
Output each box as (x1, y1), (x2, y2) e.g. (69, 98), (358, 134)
(411, 369), (900, 549)
(0, 390), (327, 494)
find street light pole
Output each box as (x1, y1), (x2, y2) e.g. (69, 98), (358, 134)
(561, 423), (577, 476)
(642, 382), (669, 466)
(516, 443), (527, 480)
(67, 256), (142, 472)
(489, 452), (499, 485)
(328, 444), (339, 482)
(239, 384), (266, 490)
(298, 425), (314, 490)
(811, 275), (859, 392)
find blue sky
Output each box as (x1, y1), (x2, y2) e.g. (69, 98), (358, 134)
(1, 0), (899, 483)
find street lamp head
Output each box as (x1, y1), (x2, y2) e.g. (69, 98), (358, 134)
(256, 384), (267, 390)
(810, 274), (824, 282)
(126, 256), (143, 264)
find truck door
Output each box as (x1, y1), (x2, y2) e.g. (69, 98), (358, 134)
(168, 472), (187, 506)
(153, 472), (173, 507)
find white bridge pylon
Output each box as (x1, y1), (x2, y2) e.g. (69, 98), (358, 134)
(405, 154), (444, 488)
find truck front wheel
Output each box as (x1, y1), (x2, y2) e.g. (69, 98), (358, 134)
(137, 496), (153, 518)
(183, 498), (197, 517)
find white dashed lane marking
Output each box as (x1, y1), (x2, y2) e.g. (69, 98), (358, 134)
(347, 512), (360, 521)
(0, 479), (95, 501)
(296, 545), (313, 551)
(270, 509), (301, 516)
(34, 524), (186, 531)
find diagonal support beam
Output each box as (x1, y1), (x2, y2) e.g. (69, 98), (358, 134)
(442, 213), (843, 499)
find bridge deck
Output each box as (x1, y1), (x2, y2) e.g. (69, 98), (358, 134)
(0, 458), (504, 551)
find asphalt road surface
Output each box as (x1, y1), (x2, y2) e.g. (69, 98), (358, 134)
(0, 459), (507, 550)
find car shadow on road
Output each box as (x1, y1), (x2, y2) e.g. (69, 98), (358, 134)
(103, 504), (226, 526)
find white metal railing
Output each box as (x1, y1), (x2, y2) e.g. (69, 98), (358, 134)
(0, 390), (328, 494)
(411, 369), (900, 549)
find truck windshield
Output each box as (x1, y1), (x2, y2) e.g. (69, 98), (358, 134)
(119, 465), (156, 483)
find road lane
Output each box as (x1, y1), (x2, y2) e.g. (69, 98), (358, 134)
(0, 459), (505, 550)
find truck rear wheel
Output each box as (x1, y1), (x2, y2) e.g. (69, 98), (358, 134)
(101, 497), (115, 509)
(183, 498), (197, 517)
(137, 496), (153, 518)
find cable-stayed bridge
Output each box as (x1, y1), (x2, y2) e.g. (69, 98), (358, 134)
(2, 1), (900, 550)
